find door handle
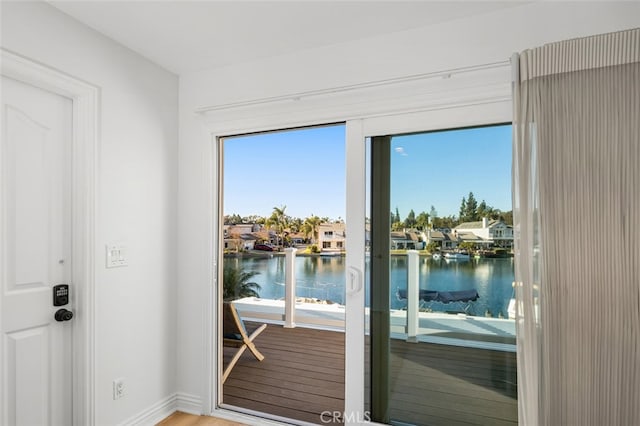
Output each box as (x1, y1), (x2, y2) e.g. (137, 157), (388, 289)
(347, 267), (362, 295)
(54, 308), (73, 322)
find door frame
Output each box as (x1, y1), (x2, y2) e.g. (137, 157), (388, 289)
(1, 49), (98, 426)
(196, 61), (512, 424)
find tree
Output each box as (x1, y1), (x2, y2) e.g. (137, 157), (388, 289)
(426, 242), (440, 253)
(391, 221), (404, 231)
(224, 213), (242, 225)
(302, 215), (322, 243)
(459, 241), (476, 252)
(394, 207), (401, 224)
(432, 215), (457, 229)
(228, 232), (242, 253)
(266, 205), (288, 247)
(289, 217), (303, 234)
(415, 211), (430, 230)
(459, 192), (479, 222)
(429, 205), (438, 219)
(243, 214), (262, 224)
(404, 209), (416, 228)
(223, 265), (261, 301)
(501, 210), (513, 225)
(477, 200), (489, 219)
(466, 192), (479, 221)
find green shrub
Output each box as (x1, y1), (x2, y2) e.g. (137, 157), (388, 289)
(223, 265), (261, 301)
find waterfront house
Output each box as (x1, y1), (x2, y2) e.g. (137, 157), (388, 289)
(223, 235), (259, 252)
(317, 222), (346, 252)
(424, 230), (460, 250)
(223, 224), (263, 250)
(251, 228), (277, 246)
(454, 218), (514, 248)
(287, 232), (306, 246)
(2, 2), (636, 426)
(225, 223), (261, 235)
(390, 230), (425, 250)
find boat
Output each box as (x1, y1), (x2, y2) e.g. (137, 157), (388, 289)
(432, 253), (442, 260)
(476, 248), (513, 259)
(319, 250), (341, 257)
(444, 251), (470, 260)
(397, 288), (479, 303)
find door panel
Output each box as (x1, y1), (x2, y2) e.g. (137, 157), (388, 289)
(10, 104), (55, 287)
(363, 126), (517, 425)
(7, 327), (50, 426)
(218, 125), (346, 424)
(1, 76), (73, 426)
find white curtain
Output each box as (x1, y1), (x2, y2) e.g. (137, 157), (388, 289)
(512, 29), (639, 426)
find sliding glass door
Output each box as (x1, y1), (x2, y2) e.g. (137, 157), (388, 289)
(345, 122), (517, 426)
(209, 98), (516, 425)
(218, 125), (348, 424)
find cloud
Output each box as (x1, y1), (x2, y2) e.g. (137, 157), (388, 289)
(394, 146), (408, 156)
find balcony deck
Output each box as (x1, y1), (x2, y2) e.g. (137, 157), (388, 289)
(222, 322), (517, 425)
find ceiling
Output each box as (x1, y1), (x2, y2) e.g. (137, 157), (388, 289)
(49, 1), (521, 75)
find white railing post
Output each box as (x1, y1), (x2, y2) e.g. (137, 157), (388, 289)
(407, 250), (420, 342)
(284, 248), (297, 328)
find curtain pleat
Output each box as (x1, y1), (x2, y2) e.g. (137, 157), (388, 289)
(513, 28), (640, 426)
(519, 29), (640, 81)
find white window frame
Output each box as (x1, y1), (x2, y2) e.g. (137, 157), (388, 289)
(197, 61), (512, 425)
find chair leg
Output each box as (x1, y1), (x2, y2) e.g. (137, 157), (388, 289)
(244, 323), (267, 361)
(222, 345), (247, 384)
(244, 340), (265, 361)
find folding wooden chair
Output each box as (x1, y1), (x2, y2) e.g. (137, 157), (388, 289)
(222, 302), (267, 383)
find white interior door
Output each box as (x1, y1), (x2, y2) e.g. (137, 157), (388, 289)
(1, 76), (73, 426)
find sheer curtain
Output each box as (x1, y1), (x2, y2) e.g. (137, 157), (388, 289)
(512, 29), (639, 426)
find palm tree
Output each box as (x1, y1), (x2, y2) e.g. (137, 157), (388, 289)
(303, 215), (322, 243)
(223, 265), (261, 301)
(267, 205), (288, 248)
(289, 217), (303, 234)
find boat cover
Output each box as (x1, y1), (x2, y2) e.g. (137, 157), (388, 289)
(397, 289), (479, 303)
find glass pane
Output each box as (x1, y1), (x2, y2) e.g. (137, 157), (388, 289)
(366, 125), (518, 425)
(220, 125), (346, 424)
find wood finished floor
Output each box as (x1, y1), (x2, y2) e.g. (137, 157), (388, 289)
(156, 411), (245, 426)
(221, 322), (517, 426)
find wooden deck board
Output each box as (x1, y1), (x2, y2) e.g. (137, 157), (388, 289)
(222, 322), (517, 425)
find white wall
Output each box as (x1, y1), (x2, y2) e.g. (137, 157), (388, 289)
(3, 0), (635, 422)
(177, 0), (640, 409)
(1, 2), (179, 425)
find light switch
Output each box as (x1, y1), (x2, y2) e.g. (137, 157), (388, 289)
(106, 244), (128, 268)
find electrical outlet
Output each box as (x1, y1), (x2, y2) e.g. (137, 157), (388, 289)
(113, 378), (125, 400)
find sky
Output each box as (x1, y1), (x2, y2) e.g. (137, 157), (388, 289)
(223, 124), (346, 220)
(223, 123), (512, 221)
(390, 124), (512, 218)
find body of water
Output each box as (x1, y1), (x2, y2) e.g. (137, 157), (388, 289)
(224, 255), (514, 318)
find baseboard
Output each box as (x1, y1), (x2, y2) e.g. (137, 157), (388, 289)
(175, 392), (203, 415)
(120, 393), (202, 426)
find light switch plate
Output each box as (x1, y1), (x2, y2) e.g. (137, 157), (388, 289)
(106, 244), (128, 268)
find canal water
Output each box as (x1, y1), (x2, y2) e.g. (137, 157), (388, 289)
(224, 255), (515, 318)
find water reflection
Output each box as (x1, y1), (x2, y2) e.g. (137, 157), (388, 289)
(226, 255), (514, 318)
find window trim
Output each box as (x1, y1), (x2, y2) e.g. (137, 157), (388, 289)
(200, 69), (512, 424)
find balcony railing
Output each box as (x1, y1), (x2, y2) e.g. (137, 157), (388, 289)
(232, 249), (516, 352)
